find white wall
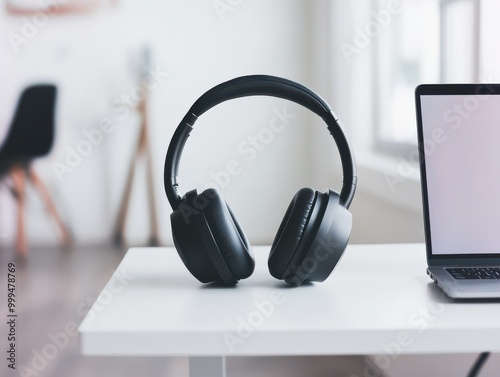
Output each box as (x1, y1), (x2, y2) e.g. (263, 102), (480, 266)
(2, 0), (424, 250)
(0, 0), (318, 247)
(304, 0), (425, 245)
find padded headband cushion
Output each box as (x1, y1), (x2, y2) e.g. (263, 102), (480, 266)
(202, 188), (255, 280)
(268, 188), (316, 279)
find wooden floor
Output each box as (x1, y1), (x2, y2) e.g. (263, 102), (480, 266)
(0, 244), (372, 377)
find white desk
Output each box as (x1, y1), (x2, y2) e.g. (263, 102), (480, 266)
(79, 244), (500, 377)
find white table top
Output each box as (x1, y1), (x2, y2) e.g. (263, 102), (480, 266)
(79, 243), (500, 356)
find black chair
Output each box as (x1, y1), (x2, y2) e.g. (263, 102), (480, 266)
(0, 84), (71, 257)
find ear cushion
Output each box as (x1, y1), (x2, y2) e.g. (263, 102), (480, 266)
(202, 188), (255, 280)
(170, 191), (223, 283)
(268, 188), (316, 279)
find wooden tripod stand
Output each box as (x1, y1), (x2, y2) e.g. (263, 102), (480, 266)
(112, 89), (159, 247)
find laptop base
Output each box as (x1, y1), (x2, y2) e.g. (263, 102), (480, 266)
(427, 267), (500, 299)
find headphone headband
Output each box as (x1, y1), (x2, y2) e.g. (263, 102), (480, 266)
(190, 75), (332, 117)
(164, 75), (357, 209)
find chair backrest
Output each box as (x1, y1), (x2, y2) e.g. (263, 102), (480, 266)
(1, 84), (57, 159)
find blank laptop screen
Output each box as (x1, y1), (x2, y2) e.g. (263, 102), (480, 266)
(419, 90), (500, 255)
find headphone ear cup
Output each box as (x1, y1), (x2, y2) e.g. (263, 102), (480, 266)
(202, 188), (255, 280)
(170, 189), (223, 283)
(171, 188), (254, 285)
(269, 189), (352, 286)
(268, 188), (316, 280)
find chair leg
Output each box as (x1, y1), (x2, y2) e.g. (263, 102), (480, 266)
(29, 167), (72, 248)
(10, 167), (27, 258)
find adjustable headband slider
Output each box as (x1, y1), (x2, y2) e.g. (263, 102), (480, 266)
(172, 181), (181, 197)
(182, 112), (198, 129)
(330, 109), (340, 122)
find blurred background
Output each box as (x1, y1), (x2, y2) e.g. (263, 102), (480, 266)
(1, 0), (499, 376)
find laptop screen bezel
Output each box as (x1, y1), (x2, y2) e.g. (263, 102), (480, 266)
(415, 83), (500, 266)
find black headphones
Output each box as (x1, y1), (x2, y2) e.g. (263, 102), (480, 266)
(164, 75), (357, 286)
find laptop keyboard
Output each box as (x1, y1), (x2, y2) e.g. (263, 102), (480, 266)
(446, 267), (500, 280)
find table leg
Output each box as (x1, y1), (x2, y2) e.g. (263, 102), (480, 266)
(189, 356), (226, 377)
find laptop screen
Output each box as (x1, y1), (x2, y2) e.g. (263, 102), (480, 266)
(416, 84), (500, 256)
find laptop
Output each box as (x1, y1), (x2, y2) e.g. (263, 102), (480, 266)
(415, 84), (500, 299)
